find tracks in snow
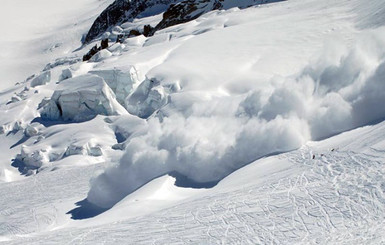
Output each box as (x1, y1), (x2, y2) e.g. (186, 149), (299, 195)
(4, 143), (385, 244)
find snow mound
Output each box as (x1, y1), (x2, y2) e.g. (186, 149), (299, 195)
(41, 74), (127, 122)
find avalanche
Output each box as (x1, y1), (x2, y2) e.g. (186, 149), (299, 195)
(0, 0), (385, 243)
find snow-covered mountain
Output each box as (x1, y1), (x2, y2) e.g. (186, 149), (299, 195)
(84, 0), (181, 43)
(0, 0), (385, 243)
(84, 0), (283, 42)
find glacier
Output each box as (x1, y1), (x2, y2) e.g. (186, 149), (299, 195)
(0, 0), (385, 243)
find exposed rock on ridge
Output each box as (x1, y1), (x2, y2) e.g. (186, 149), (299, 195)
(84, 0), (181, 43)
(84, 0), (284, 43)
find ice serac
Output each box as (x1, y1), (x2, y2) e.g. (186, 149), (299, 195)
(84, 0), (181, 43)
(17, 146), (49, 169)
(30, 71), (51, 88)
(41, 74), (127, 122)
(89, 66), (139, 106)
(125, 78), (169, 118)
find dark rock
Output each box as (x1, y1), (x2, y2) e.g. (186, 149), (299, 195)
(83, 45), (100, 62)
(129, 29), (141, 37)
(84, 0), (285, 43)
(143, 25), (154, 37)
(101, 39), (109, 49)
(152, 0), (285, 35)
(84, 0), (181, 44)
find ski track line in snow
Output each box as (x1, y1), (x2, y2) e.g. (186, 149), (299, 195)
(3, 144), (385, 244)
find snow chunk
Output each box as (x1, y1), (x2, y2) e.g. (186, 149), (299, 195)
(107, 43), (125, 55)
(24, 125), (39, 137)
(9, 95), (22, 103)
(64, 144), (87, 157)
(64, 143), (103, 157)
(126, 78), (169, 118)
(90, 49), (112, 62)
(88, 146), (103, 157)
(41, 74), (127, 122)
(102, 32), (111, 40)
(30, 71), (51, 87)
(12, 121), (23, 132)
(111, 26), (123, 35)
(58, 68), (73, 82)
(17, 146), (49, 169)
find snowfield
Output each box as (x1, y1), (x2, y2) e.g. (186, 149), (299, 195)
(0, 0), (385, 243)
(0, 0), (114, 90)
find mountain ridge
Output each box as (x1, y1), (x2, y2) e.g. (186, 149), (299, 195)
(84, 0), (284, 43)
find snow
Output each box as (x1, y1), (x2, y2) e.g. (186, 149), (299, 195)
(41, 74), (127, 122)
(3, 113), (385, 244)
(0, 0), (385, 243)
(89, 49), (112, 62)
(30, 71), (51, 88)
(87, 0), (385, 209)
(0, 0), (113, 91)
(89, 66), (140, 106)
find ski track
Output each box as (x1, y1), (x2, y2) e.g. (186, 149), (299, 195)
(0, 163), (104, 239)
(2, 140), (385, 244)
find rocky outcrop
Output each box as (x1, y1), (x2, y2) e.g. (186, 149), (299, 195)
(84, 0), (284, 43)
(153, 0), (285, 35)
(84, 0), (181, 43)
(152, 0), (223, 34)
(82, 39), (110, 61)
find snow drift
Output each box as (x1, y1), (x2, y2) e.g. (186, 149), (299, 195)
(87, 26), (385, 208)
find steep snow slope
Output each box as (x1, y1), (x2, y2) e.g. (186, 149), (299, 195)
(0, 0), (385, 243)
(0, 0), (113, 90)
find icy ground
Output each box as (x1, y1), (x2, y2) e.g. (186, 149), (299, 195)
(0, 0), (385, 243)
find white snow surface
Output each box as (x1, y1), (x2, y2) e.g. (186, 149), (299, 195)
(0, 0), (113, 90)
(0, 0), (385, 243)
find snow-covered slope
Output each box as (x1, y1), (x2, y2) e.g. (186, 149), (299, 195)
(2, 104), (385, 244)
(0, 0), (113, 90)
(84, 0), (181, 43)
(84, 0), (283, 43)
(1, 0), (385, 243)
